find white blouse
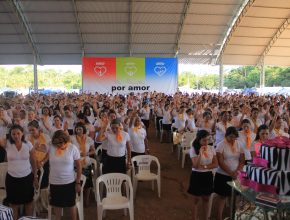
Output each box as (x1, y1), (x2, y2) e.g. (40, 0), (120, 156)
(128, 127), (147, 153)
(49, 143), (80, 185)
(216, 140), (244, 176)
(6, 141), (33, 178)
(106, 131), (130, 157)
(189, 145), (216, 172)
(238, 131), (256, 160)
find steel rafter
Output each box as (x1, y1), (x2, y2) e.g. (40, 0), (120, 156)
(215, 0), (256, 65)
(7, 0), (41, 63)
(128, 0), (133, 56)
(256, 18), (290, 66)
(72, 0), (85, 56)
(174, 0), (191, 57)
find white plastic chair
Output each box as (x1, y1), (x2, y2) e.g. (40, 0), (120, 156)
(33, 167), (44, 216)
(96, 173), (134, 220)
(48, 174), (86, 220)
(180, 130), (197, 168)
(89, 158), (98, 202)
(0, 162), (7, 204)
(131, 155), (161, 198)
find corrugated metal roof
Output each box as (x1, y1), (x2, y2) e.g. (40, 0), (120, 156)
(4, 0), (280, 65)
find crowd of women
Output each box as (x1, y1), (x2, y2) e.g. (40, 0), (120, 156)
(0, 91), (289, 220)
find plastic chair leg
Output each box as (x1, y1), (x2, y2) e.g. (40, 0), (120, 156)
(181, 153), (185, 168)
(129, 207), (134, 220)
(157, 178), (161, 198)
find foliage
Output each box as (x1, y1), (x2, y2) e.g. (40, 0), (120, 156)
(0, 66), (81, 90)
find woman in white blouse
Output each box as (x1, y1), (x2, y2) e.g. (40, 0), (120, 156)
(0, 125), (38, 220)
(96, 118), (131, 174)
(188, 130), (218, 220)
(238, 119), (256, 162)
(49, 130), (81, 220)
(128, 116), (149, 157)
(71, 122), (95, 206)
(215, 111), (232, 146)
(214, 126), (245, 220)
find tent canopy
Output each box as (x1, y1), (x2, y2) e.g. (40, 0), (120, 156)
(1, 0), (289, 66)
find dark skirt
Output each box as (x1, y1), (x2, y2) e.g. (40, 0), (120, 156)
(187, 171), (213, 196)
(131, 151), (145, 158)
(82, 165), (93, 189)
(103, 155), (126, 174)
(50, 182), (76, 207)
(6, 172), (34, 205)
(39, 161), (49, 189)
(162, 124), (172, 131)
(213, 172), (233, 197)
(141, 119), (150, 129)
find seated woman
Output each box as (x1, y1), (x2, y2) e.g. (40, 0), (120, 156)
(71, 122), (95, 206)
(188, 130), (218, 220)
(0, 125), (38, 220)
(214, 126), (245, 220)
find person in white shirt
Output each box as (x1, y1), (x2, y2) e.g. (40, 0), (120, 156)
(49, 130), (81, 220)
(187, 130), (218, 220)
(238, 119), (256, 161)
(71, 122), (95, 206)
(250, 124), (269, 158)
(39, 106), (52, 136)
(0, 106), (12, 139)
(140, 102), (151, 135)
(63, 105), (76, 135)
(172, 106), (188, 133)
(214, 127), (245, 220)
(96, 118), (131, 174)
(0, 125), (38, 220)
(28, 120), (51, 189)
(247, 108), (263, 133)
(185, 108), (196, 132)
(215, 111), (232, 146)
(269, 113), (290, 138)
(128, 116), (149, 157)
(161, 104), (172, 143)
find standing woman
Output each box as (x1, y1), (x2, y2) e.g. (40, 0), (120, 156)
(128, 116), (149, 158)
(96, 118), (131, 174)
(188, 130), (218, 220)
(1, 125), (38, 220)
(238, 119), (256, 162)
(214, 126), (245, 220)
(28, 120), (50, 189)
(140, 103), (150, 135)
(251, 125), (269, 158)
(71, 122), (95, 206)
(49, 130), (81, 220)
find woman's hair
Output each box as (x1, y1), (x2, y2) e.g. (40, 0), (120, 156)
(203, 111), (212, 118)
(225, 126), (239, 137)
(51, 130), (70, 146)
(77, 112), (89, 124)
(28, 120), (40, 129)
(255, 124), (269, 141)
(41, 106), (49, 115)
(74, 122), (87, 134)
(241, 118), (251, 125)
(220, 111), (229, 117)
(53, 115), (63, 122)
(8, 124), (26, 144)
(192, 130), (210, 155)
(111, 118), (122, 126)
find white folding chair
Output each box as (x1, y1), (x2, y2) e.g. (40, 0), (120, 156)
(96, 173), (134, 220)
(48, 174), (86, 220)
(33, 167), (44, 216)
(89, 158), (98, 202)
(131, 155), (161, 198)
(0, 162), (7, 204)
(180, 130), (197, 168)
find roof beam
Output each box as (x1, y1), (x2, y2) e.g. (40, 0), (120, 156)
(7, 0), (41, 64)
(128, 0), (133, 56)
(71, 0), (85, 56)
(174, 0), (191, 57)
(215, 0), (256, 64)
(256, 17), (290, 66)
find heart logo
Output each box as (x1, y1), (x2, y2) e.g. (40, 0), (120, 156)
(154, 66), (167, 77)
(125, 64), (137, 76)
(94, 65), (107, 77)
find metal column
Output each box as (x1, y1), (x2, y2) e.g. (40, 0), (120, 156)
(33, 56), (38, 93)
(219, 63), (224, 94)
(260, 61), (265, 88)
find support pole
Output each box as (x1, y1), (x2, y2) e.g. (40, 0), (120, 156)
(260, 61), (265, 88)
(219, 63), (224, 94)
(33, 56), (38, 93)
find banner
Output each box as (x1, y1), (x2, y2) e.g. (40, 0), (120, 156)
(82, 57), (177, 94)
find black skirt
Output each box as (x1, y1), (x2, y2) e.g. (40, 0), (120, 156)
(103, 155), (126, 174)
(6, 172), (34, 205)
(141, 119), (150, 129)
(162, 124), (172, 131)
(187, 171), (213, 196)
(50, 182), (76, 207)
(213, 172), (233, 197)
